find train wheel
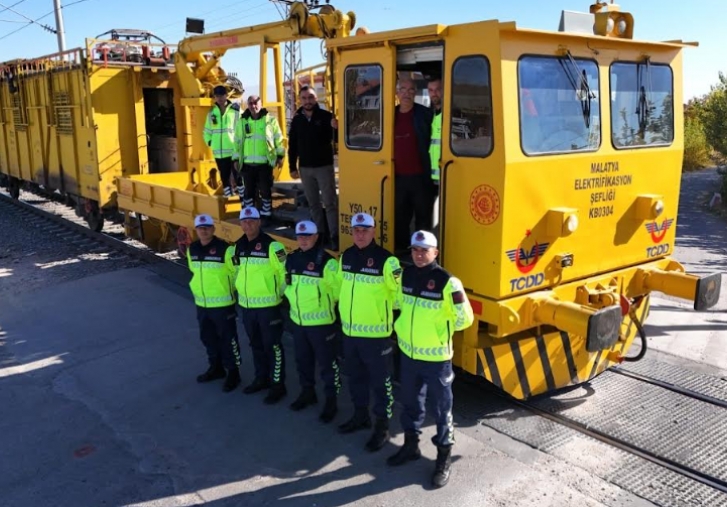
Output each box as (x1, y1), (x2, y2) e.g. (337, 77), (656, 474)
(8, 178), (20, 199)
(84, 200), (104, 232)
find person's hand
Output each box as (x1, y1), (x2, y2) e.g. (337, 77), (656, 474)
(331, 117), (338, 129)
(233, 161), (239, 171)
(290, 170), (299, 179)
(275, 158), (284, 169)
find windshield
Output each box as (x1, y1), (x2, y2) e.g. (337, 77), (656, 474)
(518, 55), (600, 155)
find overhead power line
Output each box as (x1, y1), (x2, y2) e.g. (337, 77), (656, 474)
(0, 0), (92, 42)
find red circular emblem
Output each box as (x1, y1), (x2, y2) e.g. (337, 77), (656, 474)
(255, 243), (262, 251)
(416, 232), (425, 241)
(209, 248), (216, 255)
(307, 262), (315, 270)
(356, 214), (365, 223)
(199, 216), (207, 223)
(299, 223), (307, 232)
(244, 208), (252, 216)
(367, 258), (374, 267)
(469, 184), (501, 226)
(427, 279), (435, 290)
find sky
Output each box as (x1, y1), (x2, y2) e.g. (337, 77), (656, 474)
(0, 0), (724, 102)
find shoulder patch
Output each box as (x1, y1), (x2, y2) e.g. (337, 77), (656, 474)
(274, 246), (287, 262)
(450, 277), (466, 304)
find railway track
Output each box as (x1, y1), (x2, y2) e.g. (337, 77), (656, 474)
(0, 186), (186, 275)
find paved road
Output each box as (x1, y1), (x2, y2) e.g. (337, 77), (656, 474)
(645, 168), (727, 371)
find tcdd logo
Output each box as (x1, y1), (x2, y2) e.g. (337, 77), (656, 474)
(646, 244), (670, 258)
(506, 239), (550, 274)
(510, 273), (545, 292)
(645, 218), (674, 244)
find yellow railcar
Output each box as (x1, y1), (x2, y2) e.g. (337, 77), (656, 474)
(3, 2), (722, 399)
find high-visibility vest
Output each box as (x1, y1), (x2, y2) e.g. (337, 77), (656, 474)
(231, 233), (287, 308)
(284, 247), (340, 326)
(203, 102), (239, 159)
(394, 262), (475, 362)
(186, 237), (236, 308)
(430, 111), (442, 182)
(233, 109), (285, 166)
(336, 242), (402, 338)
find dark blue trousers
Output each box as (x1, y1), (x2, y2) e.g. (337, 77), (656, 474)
(292, 323), (341, 398)
(399, 354), (455, 447)
(343, 336), (394, 420)
(241, 305), (285, 385)
(196, 305), (240, 370)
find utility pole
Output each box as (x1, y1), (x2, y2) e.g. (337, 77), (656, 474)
(270, 0), (302, 124)
(53, 0), (66, 52)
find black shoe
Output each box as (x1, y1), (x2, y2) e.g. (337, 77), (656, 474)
(387, 432), (421, 466)
(263, 384), (287, 404)
(243, 377), (271, 394)
(431, 445), (452, 488)
(319, 397), (338, 423)
(364, 417), (390, 452)
(290, 387), (317, 411)
(197, 364), (225, 383)
(338, 408), (371, 434)
(222, 368), (241, 392)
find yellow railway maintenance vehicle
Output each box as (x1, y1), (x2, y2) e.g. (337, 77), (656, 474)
(3, 2), (723, 400)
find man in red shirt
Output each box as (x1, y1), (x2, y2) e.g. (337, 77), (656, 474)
(393, 77), (434, 253)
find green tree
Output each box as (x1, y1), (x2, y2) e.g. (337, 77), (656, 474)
(682, 114), (711, 172)
(698, 72), (727, 159)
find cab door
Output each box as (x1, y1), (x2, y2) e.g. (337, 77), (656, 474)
(335, 45), (396, 251)
(439, 21), (503, 298)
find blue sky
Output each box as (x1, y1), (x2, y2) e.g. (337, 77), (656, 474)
(1, 0), (723, 102)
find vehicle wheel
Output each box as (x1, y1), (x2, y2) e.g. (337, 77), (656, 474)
(87, 211), (104, 232)
(8, 178), (20, 199)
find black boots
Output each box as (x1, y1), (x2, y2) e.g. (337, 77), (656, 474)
(290, 387), (317, 411)
(222, 368), (241, 392)
(319, 397), (337, 423)
(263, 384), (287, 404)
(364, 418), (390, 452)
(243, 377), (270, 394)
(197, 364), (225, 383)
(431, 445), (452, 488)
(338, 407), (372, 434)
(386, 432), (421, 466)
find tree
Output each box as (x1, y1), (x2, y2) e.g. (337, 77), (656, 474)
(698, 72), (727, 160)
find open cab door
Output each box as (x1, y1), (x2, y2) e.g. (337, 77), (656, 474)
(439, 21), (502, 297)
(334, 45), (396, 251)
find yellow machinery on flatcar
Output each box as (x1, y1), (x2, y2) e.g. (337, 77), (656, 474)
(1, 2), (722, 399)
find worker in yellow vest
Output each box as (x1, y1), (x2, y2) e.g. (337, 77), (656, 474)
(427, 78), (443, 233)
(229, 206), (288, 404)
(232, 95), (285, 225)
(187, 213), (241, 392)
(203, 86), (242, 199)
(386, 230), (474, 489)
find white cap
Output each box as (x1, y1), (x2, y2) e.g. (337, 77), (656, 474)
(194, 214), (214, 227)
(351, 212), (375, 228)
(239, 206), (261, 220)
(295, 220), (317, 235)
(410, 230), (437, 249)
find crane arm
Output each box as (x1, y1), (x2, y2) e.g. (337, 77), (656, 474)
(174, 2), (356, 98)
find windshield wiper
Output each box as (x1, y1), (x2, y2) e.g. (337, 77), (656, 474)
(559, 50), (596, 128)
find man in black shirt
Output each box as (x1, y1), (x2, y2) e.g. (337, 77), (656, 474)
(288, 86), (339, 250)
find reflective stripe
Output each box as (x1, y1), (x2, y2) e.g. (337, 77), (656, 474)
(397, 338), (449, 359)
(341, 322), (389, 335)
(403, 294), (444, 310)
(246, 134), (268, 141)
(190, 261), (227, 270)
(342, 272), (384, 285)
(238, 295), (279, 307)
(454, 303), (468, 328)
(195, 294), (235, 305)
(430, 139), (441, 145)
(243, 154), (269, 164)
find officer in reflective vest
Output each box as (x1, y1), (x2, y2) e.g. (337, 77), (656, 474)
(387, 230), (474, 489)
(187, 213), (241, 392)
(428, 78), (443, 183)
(232, 95), (285, 223)
(284, 220), (342, 422)
(203, 85), (242, 199)
(230, 206), (288, 404)
(336, 212), (402, 452)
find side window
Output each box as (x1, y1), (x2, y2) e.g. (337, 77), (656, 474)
(610, 62), (674, 148)
(450, 55), (493, 157)
(344, 64), (382, 151)
(518, 55), (600, 155)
